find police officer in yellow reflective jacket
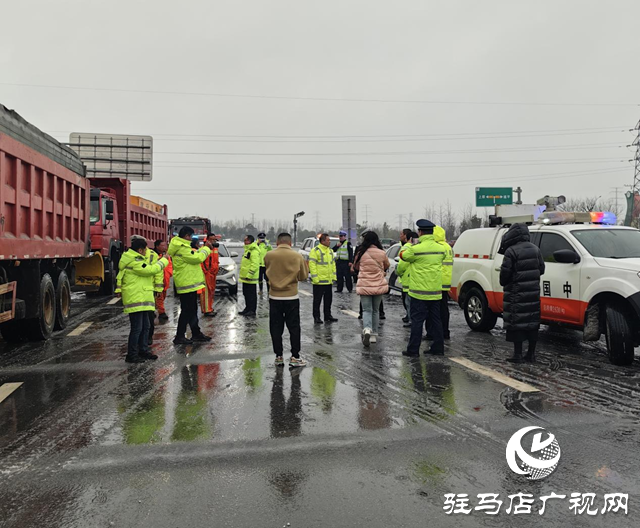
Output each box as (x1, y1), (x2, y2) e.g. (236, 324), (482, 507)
(332, 230), (353, 293)
(434, 225), (454, 340)
(256, 232), (272, 294)
(167, 226), (213, 345)
(396, 229), (418, 328)
(309, 233), (338, 324)
(400, 219), (446, 356)
(116, 236), (169, 363)
(239, 234), (261, 316)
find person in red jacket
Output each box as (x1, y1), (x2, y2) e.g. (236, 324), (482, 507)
(154, 239), (172, 321)
(201, 233), (220, 317)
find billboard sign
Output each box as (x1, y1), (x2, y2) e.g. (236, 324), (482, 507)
(476, 187), (513, 207)
(69, 133), (153, 181)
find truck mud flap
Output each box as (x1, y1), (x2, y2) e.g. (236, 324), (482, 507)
(583, 303), (601, 341)
(73, 253), (104, 292)
(0, 281), (17, 323)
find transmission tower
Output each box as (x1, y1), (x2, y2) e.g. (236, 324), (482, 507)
(625, 119), (640, 226)
(363, 204), (370, 225)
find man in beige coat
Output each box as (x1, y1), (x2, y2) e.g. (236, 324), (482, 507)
(264, 232), (309, 367)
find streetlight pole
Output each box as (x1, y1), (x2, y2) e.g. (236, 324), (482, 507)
(293, 211), (305, 247)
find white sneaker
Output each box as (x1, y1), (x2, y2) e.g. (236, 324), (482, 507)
(370, 335), (377, 344)
(362, 327), (372, 347)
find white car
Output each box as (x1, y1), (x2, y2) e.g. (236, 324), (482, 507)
(215, 243), (239, 296)
(451, 210), (640, 365)
(298, 236), (340, 262)
(385, 243), (403, 292)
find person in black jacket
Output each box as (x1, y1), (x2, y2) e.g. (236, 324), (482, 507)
(499, 223), (545, 363)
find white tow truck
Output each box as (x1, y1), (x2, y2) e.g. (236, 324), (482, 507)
(451, 210), (640, 365)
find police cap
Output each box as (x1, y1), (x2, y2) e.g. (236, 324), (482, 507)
(339, 230), (347, 236)
(257, 232), (266, 239)
(416, 219), (436, 230)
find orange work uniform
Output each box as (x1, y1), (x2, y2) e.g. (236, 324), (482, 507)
(156, 254), (173, 315)
(200, 247), (219, 314)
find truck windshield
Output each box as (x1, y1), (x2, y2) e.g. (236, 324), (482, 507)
(170, 223), (206, 237)
(90, 199), (100, 225)
(571, 229), (640, 258)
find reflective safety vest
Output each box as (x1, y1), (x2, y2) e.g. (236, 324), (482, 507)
(309, 243), (337, 285)
(257, 240), (272, 267)
(334, 240), (351, 261)
(396, 241), (413, 293)
(399, 234), (445, 301)
(240, 242), (260, 284)
(167, 236), (211, 294)
(434, 226), (453, 292)
(115, 249), (169, 314)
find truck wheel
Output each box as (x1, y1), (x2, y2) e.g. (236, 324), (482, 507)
(99, 259), (115, 296)
(605, 305), (635, 366)
(54, 271), (71, 330)
(228, 284), (238, 296)
(25, 274), (57, 340)
(463, 287), (498, 332)
(0, 320), (27, 343)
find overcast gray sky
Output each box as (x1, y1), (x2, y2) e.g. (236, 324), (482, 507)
(2, 0), (638, 232)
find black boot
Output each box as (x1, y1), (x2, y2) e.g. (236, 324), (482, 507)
(524, 340), (537, 363)
(314, 317), (324, 325)
(125, 354), (145, 364)
(507, 342), (524, 363)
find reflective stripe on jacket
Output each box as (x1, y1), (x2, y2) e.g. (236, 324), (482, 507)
(308, 244), (337, 285)
(400, 234), (445, 301)
(116, 249), (169, 314)
(147, 249), (164, 292)
(396, 242), (413, 293)
(333, 240), (352, 261)
(240, 242), (260, 284)
(434, 226), (454, 292)
(167, 236), (211, 294)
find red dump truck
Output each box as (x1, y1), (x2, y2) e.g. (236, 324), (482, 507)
(0, 104), (167, 341)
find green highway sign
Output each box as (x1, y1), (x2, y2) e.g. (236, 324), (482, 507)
(476, 187), (513, 207)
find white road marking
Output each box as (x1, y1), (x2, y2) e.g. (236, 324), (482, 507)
(341, 309), (360, 318)
(299, 290), (312, 297)
(68, 322), (93, 336)
(0, 382), (23, 404)
(449, 357), (539, 393)
(106, 297), (120, 305)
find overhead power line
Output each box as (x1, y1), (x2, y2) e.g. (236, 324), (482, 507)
(2, 82), (637, 107)
(140, 167), (627, 196)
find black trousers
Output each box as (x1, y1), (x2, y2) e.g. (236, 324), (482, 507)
(269, 299), (301, 358)
(312, 284), (333, 319)
(407, 298), (443, 354)
(440, 295), (450, 339)
(128, 312), (150, 356)
(259, 266), (270, 291)
(176, 291), (201, 338)
(148, 311), (155, 342)
(242, 282), (258, 313)
(335, 261), (353, 292)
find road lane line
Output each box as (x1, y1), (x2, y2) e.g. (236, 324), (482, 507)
(341, 309), (360, 318)
(68, 322), (93, 336)
(449, 357), (539, 393)
(106, 297), (120, 305)
(299, 290), (312, 297)
(0, 382), (23, 404)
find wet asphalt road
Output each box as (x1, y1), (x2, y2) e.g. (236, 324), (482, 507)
(1, 276), (639, 526)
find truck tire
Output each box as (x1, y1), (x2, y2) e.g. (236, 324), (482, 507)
(228, 284), (238, 297)
(0, 320), (27, 343)
(463, 287), (498, 332)
(25, 273), (56, 340)
(54, 271), (71, 330)
(99, 259), (115, 296)
(605, 305), (635, 366)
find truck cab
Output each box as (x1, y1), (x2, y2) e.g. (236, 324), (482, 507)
(451, 211), (640, 366)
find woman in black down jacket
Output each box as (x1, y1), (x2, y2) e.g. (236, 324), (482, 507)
(499, 223), (545, 363)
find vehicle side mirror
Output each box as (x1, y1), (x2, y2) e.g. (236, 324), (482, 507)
(230, 251), (239, 258)
(105, 213), (114, 221)
(553, 249), (580, 264)
(394, 256), (400, 262)
(105, 201), (114, 214)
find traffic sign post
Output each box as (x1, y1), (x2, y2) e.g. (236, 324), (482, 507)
(476, 187), (514, 207)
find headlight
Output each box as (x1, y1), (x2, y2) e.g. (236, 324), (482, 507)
(221, 264), (236, 273)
